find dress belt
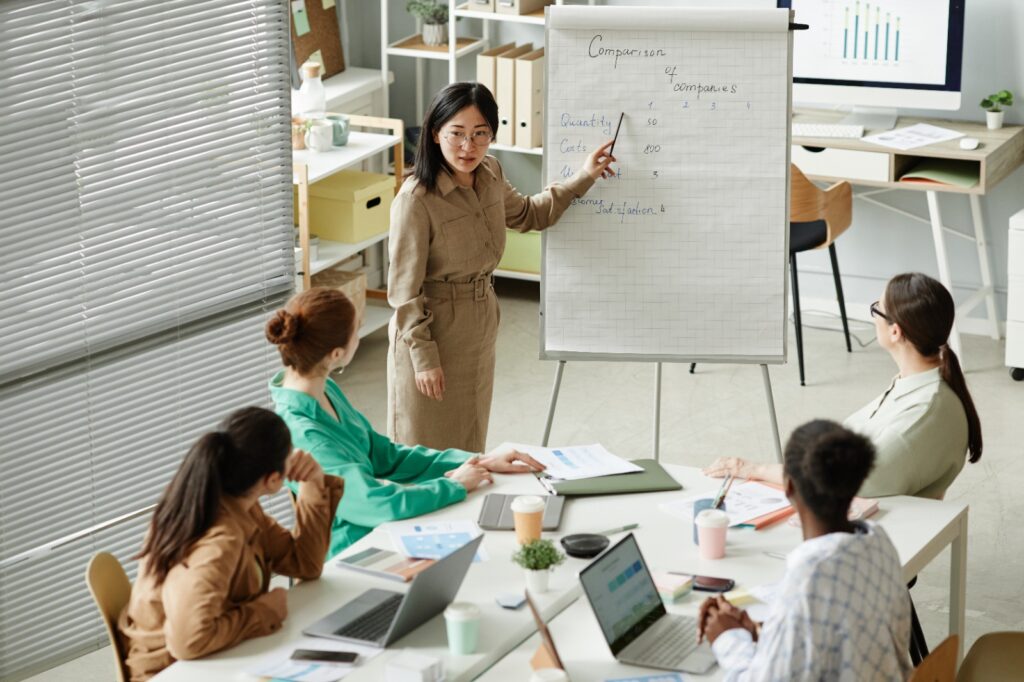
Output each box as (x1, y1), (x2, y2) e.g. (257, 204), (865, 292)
(422, 274), (494, 302)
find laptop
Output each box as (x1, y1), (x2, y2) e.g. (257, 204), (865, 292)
(579, 533), (717, 674)
(304, 534), (483, 647)
(477, 493), (566, 531)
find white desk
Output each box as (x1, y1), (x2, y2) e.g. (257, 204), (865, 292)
(154, 465), (968, 681)
(480, 465), (969, 680)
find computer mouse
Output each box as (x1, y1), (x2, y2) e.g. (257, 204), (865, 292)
(561, 533), (609, 559)
(959, 137), (980, 150)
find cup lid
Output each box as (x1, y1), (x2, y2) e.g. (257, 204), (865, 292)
(444, 602), (481, 620)
(511, 495), (545, 513)
(695, 509), (729, 528)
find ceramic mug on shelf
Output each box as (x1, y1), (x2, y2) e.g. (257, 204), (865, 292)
(327, 114), (350, 146)
(304, 120), (333, 152)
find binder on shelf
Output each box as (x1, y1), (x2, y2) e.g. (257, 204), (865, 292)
(476, 41), (516, 98)
(515, 48), (544, 149)
(468, 0), (496, 11)
(496, 43), (534, 146)
(496, 0), (552, 16)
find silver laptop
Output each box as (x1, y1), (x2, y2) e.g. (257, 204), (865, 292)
(579, 534), (717, 674)
(304, 534), (483, 647)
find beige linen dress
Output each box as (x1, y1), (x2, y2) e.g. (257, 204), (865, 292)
(387, 156), (594, 452)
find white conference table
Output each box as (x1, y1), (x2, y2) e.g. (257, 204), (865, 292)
(154, 465), (968, 681)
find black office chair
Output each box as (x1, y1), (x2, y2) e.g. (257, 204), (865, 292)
(690, 164), (853, 385)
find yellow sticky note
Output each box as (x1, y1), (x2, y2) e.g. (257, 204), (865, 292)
(308, 49), (324, 69)
(322, 0), (336, 8)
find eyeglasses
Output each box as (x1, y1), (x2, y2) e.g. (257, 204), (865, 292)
(442, 129), (494, 148)
(869, 300), (892, 323)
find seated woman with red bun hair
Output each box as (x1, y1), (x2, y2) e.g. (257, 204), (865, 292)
(266, 288), (545, 558)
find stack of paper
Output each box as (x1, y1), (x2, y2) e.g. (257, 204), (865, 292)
(659, 481), (794, 528)
(246, 637), (382, 681)
(501, 442), (643, 481)
(382, 520), (488, 562)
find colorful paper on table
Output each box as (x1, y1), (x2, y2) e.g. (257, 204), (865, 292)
(384, 520), (488, 563)
(863, 123), (964, 151)
(725, 582), (779, 622)
(336, 546), (435, 582)
(246, 636), (382, 681)
(605, 674), (685, 682)
(291, 0), (311, 36)
(501, 442), (643, 480)
(659, 481), (793, 527)
(899, 159), (979, 188)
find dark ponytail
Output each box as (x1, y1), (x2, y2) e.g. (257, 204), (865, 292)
(784, 419), (876, 526)
(413, 82), (499, 193)
(884, 273), (982, 463)
(137, 407), (292, 584)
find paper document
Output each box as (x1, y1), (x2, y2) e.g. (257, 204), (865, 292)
(246, 637), (382, 681)
(659, 481), (792, 526)
(863, 123), (964, 150)
(502, 442), (643, 481)
(384, 520), (488, 562)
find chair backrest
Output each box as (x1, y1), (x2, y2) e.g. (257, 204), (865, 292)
(909, 634), (959, 682)
(957, 631), (1024, 681)
(85, 552), (132, 682)
(790, 164), (853, 246)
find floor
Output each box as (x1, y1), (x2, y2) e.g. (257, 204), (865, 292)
(28, 280), (1024, 680)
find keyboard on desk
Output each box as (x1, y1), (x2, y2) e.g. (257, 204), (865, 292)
(620, 614), (700, 669)
(333, 593), (403, 641)
(792, 122), (865, 139)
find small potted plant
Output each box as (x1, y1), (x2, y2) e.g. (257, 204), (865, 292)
(407, 0), (449, 47)
(980, 90), (1014, 130)
(292, 116), (312, 150)
(512, 539), (565, 594)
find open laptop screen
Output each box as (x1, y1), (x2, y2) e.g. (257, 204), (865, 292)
(579, 533), (666, 656)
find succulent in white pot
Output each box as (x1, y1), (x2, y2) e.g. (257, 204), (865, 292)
(980, 90), (1014, 130)
(407, 0), (449, 46)
(512, 539), (565, 594)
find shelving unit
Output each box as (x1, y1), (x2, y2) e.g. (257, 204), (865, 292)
(387, 34), (487, 60)
(293, 114), (404, 338)
(452, 3), (546, 25)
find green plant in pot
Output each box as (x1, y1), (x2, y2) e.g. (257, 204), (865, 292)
(512, 539), (565, 594)
(407, 0), (449, 47)
(980, 90), (1014, 130)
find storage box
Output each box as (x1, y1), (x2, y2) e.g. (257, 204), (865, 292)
(498, 229), (541, 274)
(294, 171), (394, 243)
(312, 266), (367, 323)
(496, 0), (552, 16)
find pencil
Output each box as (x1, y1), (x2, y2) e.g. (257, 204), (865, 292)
(716, 476), (737, 509)
(711, 474), (731, 509)
(609, 112), (625, 155)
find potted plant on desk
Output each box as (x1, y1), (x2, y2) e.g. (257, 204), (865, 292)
(407, 0), (449, 46)
(512, 539), (565, 594)
(981, 90), (1014, 130)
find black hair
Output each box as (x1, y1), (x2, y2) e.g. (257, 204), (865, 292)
(783, 420), (876, 526)
(413, 82), (499, 193)
(137, 406), (291, 584)
(884, 272), (982, 463)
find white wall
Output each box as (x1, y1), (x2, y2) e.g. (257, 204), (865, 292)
(346, 0), (1024, 323)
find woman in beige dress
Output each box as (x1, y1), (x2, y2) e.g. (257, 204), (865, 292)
(388, 82), (615, 452)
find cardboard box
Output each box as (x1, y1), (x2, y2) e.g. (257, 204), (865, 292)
(295, 171), (393, 243)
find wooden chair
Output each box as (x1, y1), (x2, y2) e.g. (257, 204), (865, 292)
(909, 634), (958, 682)
(957, 631), (1024, 681)
(85, 552), (132, 682)
(690, 165), (853, 385)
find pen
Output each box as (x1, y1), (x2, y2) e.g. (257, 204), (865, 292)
(711, 475), (731, 509)
(609, 111), (625, 155)
(715, 476), (736, 509)
(534, 472), (556, 496)
(597, 523), (639, 536)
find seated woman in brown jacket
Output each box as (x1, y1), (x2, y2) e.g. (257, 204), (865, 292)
(118, 406), (344, 681)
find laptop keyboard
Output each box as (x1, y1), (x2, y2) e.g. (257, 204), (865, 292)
(333, 593), (403, 641)
(624, 616), (699, 668)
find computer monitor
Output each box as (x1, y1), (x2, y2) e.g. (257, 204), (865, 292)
(781, 0), (966, 129)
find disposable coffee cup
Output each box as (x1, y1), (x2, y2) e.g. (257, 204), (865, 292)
(692, 498), (726, 544)
(444, 602), (481, 655)
(511, 495), (545, 545)
(695, 508), (729, 560)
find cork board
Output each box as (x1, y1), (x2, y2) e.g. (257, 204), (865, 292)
(291, 0), (346, 79)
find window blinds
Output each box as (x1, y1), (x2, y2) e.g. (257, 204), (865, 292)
(0, 0), (295, 678)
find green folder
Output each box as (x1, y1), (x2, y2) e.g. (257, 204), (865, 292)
(550, 459), (682, 497)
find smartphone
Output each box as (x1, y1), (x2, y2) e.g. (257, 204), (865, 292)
(290, 649), (359, 664)
(692, 575), (735, 592)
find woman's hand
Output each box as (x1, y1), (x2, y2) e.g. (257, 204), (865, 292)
(259, 587), (289, 622)
(285, 449), (324, 487)
(583, 140), (617, 181)
(445, 457), (493, 492)
(415, 367), (446, 401)
(478, 445), (546, 474)
(703, 457), (756, 480)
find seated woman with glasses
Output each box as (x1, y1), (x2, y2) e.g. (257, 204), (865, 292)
(705, 272), (982, 499)
(387, 82), (616, 454)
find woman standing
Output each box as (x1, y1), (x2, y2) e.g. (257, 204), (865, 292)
(388, 82), (616, 451)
